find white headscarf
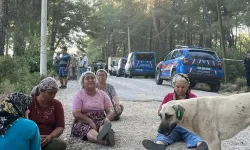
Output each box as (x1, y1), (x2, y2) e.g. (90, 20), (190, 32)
(79, 71), (96, 88)
(172, 73), (190, 86)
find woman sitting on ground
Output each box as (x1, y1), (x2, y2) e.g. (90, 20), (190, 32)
(71, 71), (115, 146)
(96, 69), (124, 121)
(30, 77), (66, 150)
(142, 73), (208, 150)
(0, 93), (41, 150)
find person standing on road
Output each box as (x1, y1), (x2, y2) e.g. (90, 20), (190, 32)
(0, 93), (41, 150)
(69, 54), (78, 80)
(142, 73), (208, 150)
(79, 53), (88, 75)
(53, 52), (61, 77)
(30, 77), (66, 150)
(58, 46), (71, 89)
(244, 50), (250, 92)
(71, 71), (116, 147)
(96, 69), (124, 121)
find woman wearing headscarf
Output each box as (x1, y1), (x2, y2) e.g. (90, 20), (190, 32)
(71, 71), (115, 146)
(30, 77), (66, 150)
(96, 69), (124, 121)
(142, 73), (209, 150)
(0, 93), (41, 150)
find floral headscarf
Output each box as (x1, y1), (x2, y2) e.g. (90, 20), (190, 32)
(0, 92), (32, 136)
(30, 77), (59, 96)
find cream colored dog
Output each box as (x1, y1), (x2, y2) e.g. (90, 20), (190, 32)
(158, 92), (250, 150)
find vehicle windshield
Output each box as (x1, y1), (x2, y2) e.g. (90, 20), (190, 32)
(188, 50), (218, 60)
(113, 60), (119, 66)
(136, 53), (154, 61)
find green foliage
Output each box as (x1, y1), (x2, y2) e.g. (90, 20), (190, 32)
(220, 83), (237, 92)
(0, 56), (41, 94)
(0, 80), (15, 94)
(215, 47), (246, 83)
(235, 77), (247, 90)
(0, 56), (19, 83)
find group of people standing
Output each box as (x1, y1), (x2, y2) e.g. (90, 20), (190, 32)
(53, 46), (89, 89)
(0, 68), (123, 149)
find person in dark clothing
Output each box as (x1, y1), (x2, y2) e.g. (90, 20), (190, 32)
(93, 62), (98, 74)
(244, 50), (250, 92)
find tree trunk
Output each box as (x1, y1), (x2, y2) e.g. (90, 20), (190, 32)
(203, 0), (212, 48)
(13, 0), (28, 56)
(149, 23), (153, 52)
(225, 29), (234, 48)
(102, 47), (105, 60)
(123, 43), (126, 57)
(169, 0), (176, 51)
(152, 1), (166, 53)
(234, 25), (237, 48)
(0, 0), (6, 56)
(50, 0), (59, 52)
(107, 34), (110, 57)
(112, 39), (116, 56)
(199, 33), (204, 47)
(186, 16), (191, 46)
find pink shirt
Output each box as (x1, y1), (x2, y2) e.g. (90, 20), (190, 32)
(72, 88), (112, 112)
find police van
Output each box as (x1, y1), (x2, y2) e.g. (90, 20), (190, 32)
(124, 52), (156, 78)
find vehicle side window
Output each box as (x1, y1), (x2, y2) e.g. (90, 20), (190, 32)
(175, 50), (183, 58)
(164, 52), (172, 61)
(171, 51), (179, 59)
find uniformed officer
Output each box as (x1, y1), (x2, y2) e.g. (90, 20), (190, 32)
(244, 50), (250, 91)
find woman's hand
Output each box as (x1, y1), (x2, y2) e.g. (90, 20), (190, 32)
(41, 135), (52, 146)
(89, 121), (97, 130)
(115, 103), (121, 113)
(25, 109), (30, 119)
(104, 117), (110, 122)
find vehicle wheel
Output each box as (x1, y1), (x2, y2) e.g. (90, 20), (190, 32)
(170, 70), (176, 87)
(124, 73), (128, 78)
(156, 69), (163, 85)
(151, 75), (155, 78)
(189, 81), (196, 88)
(144, 76), (148, 78)
(109, 70), (113, 76)
(209, 83), (221, 92)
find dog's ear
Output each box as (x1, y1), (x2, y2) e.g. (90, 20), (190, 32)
(172, 104), (185, 120)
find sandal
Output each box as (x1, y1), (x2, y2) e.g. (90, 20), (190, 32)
(97, 121), (111, 141)
(196, 141), (209, 150)
(142, 139), (166, 150)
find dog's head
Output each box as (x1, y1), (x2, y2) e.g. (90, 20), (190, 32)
(158, 101), (185, 135)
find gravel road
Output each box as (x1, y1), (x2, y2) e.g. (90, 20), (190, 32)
(56, 76), (250, 150)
